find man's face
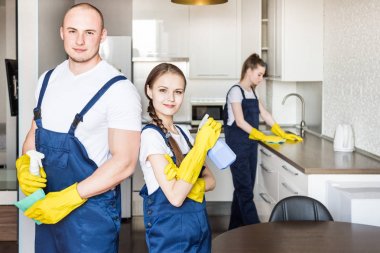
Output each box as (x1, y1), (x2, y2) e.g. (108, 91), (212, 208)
(60, 7), (106, 64)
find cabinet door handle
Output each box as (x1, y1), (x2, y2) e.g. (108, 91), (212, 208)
(260, 163), (274, 173)
(260, 148), (272, 157)
(259, 192), (273, 204)
(281, 165), (298, 176)
(266, 75), (282, 78)
(281, 182), (298, 195)
(196, 74), (229, 77)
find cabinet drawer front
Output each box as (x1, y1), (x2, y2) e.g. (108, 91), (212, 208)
(278, 174), (307, 200)
(278, 162), (307, 192)
(255, 185), (276, 222)
(259, 146), (277, 165)
(258, 163), (278, 202)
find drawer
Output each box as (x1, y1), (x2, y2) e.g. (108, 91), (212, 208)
(278, 161), (308, 193)
(255, 184), (276, 222)
(278, 174), (307, 200)
(258, 163), (278, 202)
(258, 146), (276, 166)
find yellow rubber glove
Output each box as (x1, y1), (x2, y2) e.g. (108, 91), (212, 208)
(163, 156), (206, 203)
(24, 183), (87, 224)
(164, 154), (178, 181)
(187, 178), (206, 203)
(249, 128), (285, 144)
(16, 155), (47, 196)
(176, 118), (221, 184)
(271, 123), (303, 142)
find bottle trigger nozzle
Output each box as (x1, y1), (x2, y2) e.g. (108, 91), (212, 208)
(26, 150), (45, 176)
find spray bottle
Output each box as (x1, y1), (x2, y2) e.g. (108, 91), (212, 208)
(26, 150), (45, 176)
(198, 114), (236, 170)
(14, 150), (46, 225)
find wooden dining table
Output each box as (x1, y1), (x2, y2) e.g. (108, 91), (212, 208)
(212, 221), (380, 253)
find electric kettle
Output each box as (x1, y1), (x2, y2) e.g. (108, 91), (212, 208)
(333, 124), (354, 152)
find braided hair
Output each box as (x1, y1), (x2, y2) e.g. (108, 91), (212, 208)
(145, 63), (187, 166)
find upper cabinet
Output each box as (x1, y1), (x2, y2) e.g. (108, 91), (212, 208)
(266, 0), (323, 81)
(189, 1), (239, 79)
(133, 0), (261, 80)
(132, 0), (190, 58)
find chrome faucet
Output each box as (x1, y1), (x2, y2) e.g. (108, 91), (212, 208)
(282, 93), (306, 137)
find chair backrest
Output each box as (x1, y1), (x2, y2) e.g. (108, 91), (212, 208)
(269, 196), (334, 222)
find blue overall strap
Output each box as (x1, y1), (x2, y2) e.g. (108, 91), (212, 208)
(142, 124), (177, 164)
(238, 85), (258, 99)
(33, 69), (55, 128)
(176, 125), (193, 149)
(68, 75), (127, 135)
(224, 84), (243, 125)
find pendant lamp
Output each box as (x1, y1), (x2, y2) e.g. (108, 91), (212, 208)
(171, 0), (228, 5)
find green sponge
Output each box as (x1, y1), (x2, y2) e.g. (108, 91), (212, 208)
(14, 189), (46, 225)
(266, 139), (285, 144)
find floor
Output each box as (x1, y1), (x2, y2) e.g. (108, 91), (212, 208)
(0, 215), (230, 253)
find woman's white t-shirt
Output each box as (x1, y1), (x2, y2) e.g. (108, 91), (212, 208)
(139, 126), (194, 195)
(35, 60), (142, 167)
(226, 84), (259, 126)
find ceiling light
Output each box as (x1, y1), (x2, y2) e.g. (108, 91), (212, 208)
(171, 0), (228, 5)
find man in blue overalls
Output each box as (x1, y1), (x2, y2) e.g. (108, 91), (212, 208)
(15, 3), (141, 253)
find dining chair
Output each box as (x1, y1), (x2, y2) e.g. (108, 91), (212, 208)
(269, 195), (334, 222)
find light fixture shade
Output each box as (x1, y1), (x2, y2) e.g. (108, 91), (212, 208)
(171, 0), (228, 5)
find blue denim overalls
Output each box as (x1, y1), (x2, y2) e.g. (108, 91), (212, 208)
(139, 124), (211, 253)
(223, 85), (260, 230)
(33, 69), (126, 253)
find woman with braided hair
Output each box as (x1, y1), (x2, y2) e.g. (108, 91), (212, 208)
(139, 63), (221, 253)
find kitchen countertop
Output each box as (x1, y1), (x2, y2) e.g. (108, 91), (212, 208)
(261, 129), (380, 175)
(173, 123), (380, 174)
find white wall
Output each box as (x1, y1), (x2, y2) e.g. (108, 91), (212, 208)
(75, 0), (132, 36)
(38, 0), (73, 75)
(5, 0), (16, 170)
(323, 0), (380, 156)
(18, 2), (39, 252)
(0, 3), (6, 124)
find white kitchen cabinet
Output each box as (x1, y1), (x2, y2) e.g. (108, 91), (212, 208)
(189, 1), (240, 79)
(257, 147), (279, 202)
(255, 146), (278, 221)
(132, 0), (190, 58)
(266, 0), (323, 81)
(255, 144), (308, 221)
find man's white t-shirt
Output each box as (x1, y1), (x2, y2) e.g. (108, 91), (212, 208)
(35, 60), (142, 166)
(139, 126), (194, 195)
(226, 84), (259, 126)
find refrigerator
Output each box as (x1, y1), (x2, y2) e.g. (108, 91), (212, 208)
(100, 36), (132, 218)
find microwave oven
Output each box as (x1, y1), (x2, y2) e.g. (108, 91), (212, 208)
(191, 98), (225, 126)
